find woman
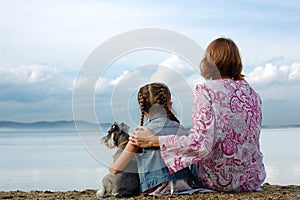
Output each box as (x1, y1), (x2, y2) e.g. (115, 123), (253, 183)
(130, 38), (266, 192)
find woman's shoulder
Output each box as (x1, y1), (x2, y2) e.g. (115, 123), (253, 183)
(193, 80), (227, 94)
(194, 79), (260, 101)
(195, 79), (253, 91)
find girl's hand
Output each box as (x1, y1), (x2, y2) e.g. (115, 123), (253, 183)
(129, 126), (160, 148)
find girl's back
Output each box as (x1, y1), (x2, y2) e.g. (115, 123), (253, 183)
(136, 114), (192, 193)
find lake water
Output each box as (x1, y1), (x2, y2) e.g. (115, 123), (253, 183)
(0, 127), (299, 191)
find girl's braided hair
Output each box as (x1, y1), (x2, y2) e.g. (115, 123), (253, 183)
(137, 82), (179, 126)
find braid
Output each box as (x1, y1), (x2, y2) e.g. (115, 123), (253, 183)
(156, 85), (180, 123)
(166, 107), (180, 123)
(138, 93), (145, 126)
(138, 84), (151, 126)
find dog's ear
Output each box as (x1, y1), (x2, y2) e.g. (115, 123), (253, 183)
(118, 122), (130, 133)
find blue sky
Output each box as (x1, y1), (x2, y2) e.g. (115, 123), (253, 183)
(0, 0), (300, 127)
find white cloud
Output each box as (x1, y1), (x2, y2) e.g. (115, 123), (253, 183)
(245, 63), (300, 88)
(152, 54), (203, 87)
(94, 70), (138, 94)
(288, 63), (300, 80)
(93, 77), (112, 93)
(0, 64), (71, 103)
(0, 64), (74, 121)
(244, 62), (300, 126)
(0, 64), (58, 84)
(11, 64), (58, 84)
(110, 70), (129, 85)
(93, 54), (202, 127)
(1, 1), (300, 124)
(159, 54), (183, 69)
(149, 55), (203, 126)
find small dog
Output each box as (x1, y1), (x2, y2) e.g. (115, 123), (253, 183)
(96, 122), (140, 198)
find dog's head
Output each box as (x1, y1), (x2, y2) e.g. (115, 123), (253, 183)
(101, 122), (130, 148)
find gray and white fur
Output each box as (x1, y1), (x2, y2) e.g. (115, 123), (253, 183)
(96, 122), (139, 198)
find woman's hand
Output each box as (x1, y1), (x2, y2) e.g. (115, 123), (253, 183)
(129, 126), (160, 148)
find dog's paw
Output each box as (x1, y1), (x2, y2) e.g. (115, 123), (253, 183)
(112, 192), (122, 198)
(96, 189), (106, 198)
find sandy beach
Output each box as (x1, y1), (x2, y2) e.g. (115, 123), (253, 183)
(0, 183), (299, 200)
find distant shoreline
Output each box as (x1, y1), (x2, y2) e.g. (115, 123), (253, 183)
(0, 120), (106, 129)
(0, 120), (299, 129)
(262, 124), (300, 129)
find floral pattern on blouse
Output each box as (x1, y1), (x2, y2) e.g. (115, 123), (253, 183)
(159, 79), (266, 192)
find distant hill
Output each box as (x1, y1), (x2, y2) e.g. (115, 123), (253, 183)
(261, 124), (300, 129)
(0, 120), (111, 129)
(0, 120), (299, 130)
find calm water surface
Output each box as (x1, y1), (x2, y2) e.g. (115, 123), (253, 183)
(0, 127), (299, 191)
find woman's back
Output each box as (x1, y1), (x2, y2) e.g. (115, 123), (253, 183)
(193, 79), (266, 191)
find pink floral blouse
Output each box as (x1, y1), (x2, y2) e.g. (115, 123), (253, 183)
(159, 79), (266, 192)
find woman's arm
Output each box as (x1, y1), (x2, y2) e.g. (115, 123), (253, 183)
(130, 84), (215, 173)
(109, 142), (138, 174)
(159, 84), (215, 172)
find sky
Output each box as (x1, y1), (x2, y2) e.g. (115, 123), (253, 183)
(0, 0), (300, 127)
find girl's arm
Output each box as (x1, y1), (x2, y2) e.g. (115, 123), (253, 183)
(109, 142), (138, 174)
(130, 127), (159, 148)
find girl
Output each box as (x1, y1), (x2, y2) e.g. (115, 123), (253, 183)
(109, 82), (193, 196)
(130, 38), (266, 192)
